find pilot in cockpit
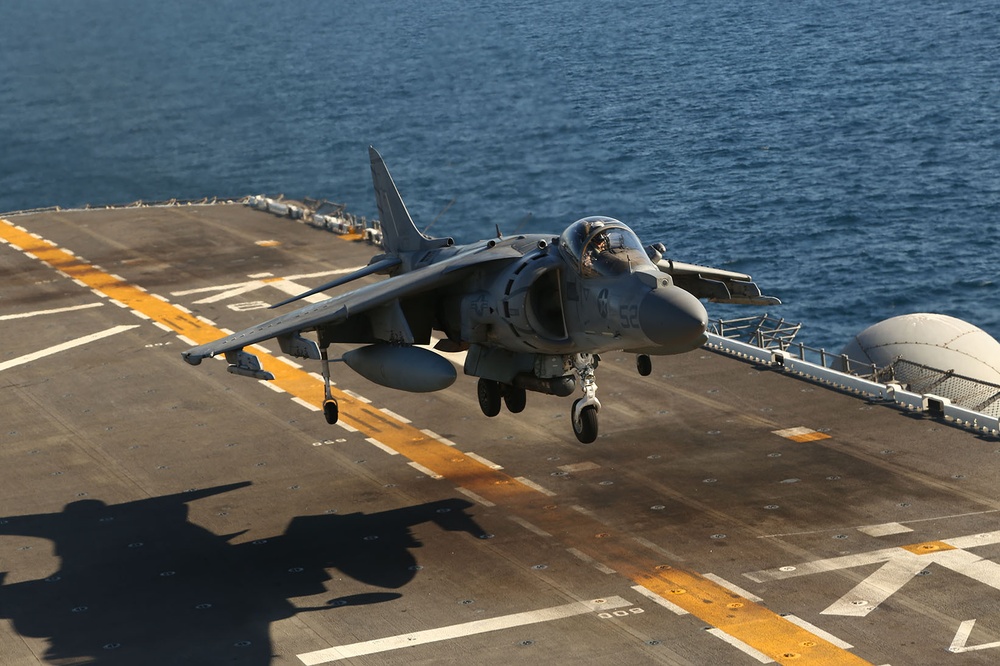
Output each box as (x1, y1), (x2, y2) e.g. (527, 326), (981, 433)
(562, 216), (648, 279)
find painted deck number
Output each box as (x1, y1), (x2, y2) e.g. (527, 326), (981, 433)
(228, 301), (270, 311)
(598, 607), (644, 619)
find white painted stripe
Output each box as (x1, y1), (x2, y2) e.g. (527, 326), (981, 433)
(379, 408), (411, 424)
(176, 334), (197, 347)
(152, 321), (173, 333)
(821, 555), (928, 617)
(702, 573), (764, 603)
(781, 614), (853, 649)
(420, 428), (457, 446)
(342, 389), (371, 404)
(507, 515), (550, 536)
(195, 315), (216, 325)
(408, 461), (442, 479)
(705, 628), (774, 663)
(308, 371), (333, 384)
(515, 476), (556, 496)
(275, 356), (303, 369)
(109, 273), (127, 282)
(366, 437), (399, 456)
(559, 461), (601, 473)
(221, 327), (235, 334)
(263, 278), (332, 304)
(0, 302), (104, 320)
(566, 548), (616, 574)
(465, 451), (502, 470)
(71, 278), (88, 288)
(945, 530), (1000, 549)
(950, 619), (977, 653)
(337, 421), (358, 433)
(296, 597), (632, 665)
(291, 397), (321, 412)
(456, 487), (497, 508)
(89, 289), (108, 299)
(772, 426), (814, 438)
(858, 522), (913, 537)
(630, 585), (690, 615)
(151, 293), (170, 302)
(259, 380), (287, 394)
(173, 303), (192, 314)
(571, 505), (598, 518)
(110, 299), (128, 309)
(284, 266), (365, 280)
(0, 325), (139, 372)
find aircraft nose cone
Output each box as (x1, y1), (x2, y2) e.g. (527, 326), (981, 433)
(638, 286), (708, 351)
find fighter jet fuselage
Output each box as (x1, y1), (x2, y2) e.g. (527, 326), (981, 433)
(183, 149), (777, 443)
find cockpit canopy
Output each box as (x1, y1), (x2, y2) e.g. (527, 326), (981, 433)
(559, 216), (653, 278)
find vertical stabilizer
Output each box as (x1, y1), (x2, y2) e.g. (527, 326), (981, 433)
(369, 147), (452, 255)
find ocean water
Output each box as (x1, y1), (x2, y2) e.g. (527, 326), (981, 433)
(2, 0), (998, 351)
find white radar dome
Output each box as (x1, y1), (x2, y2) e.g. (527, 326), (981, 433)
(839, 313), (1000, 383)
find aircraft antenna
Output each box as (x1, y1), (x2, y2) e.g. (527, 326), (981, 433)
(513, 212), (533, 234)
(423, 197), (456, 234)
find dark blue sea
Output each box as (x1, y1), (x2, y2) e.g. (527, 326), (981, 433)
(2, 0), (998, 352)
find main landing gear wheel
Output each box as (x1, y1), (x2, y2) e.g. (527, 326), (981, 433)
(503, 386), (527, 413)
(572, 399), (599, 443)
(636, 354), (652, 376)
(323, 399), (339, 425)
(478, 378), (502, 417)
(320, 346), (338, 425)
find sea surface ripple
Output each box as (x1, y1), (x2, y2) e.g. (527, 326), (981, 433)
(2, 0), (998, 351)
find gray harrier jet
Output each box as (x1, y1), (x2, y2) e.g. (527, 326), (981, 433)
(182, 148), (777, 443)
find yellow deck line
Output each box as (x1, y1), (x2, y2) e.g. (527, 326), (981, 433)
(0, 217), (872, 665)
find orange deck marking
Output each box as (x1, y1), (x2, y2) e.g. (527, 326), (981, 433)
(900, 540), (956, 556)
(774, 426), (833, 443)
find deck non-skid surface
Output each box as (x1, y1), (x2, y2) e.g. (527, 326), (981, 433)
(2, 205), (1000, 665)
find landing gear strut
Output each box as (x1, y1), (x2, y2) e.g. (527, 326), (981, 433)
(320, 347), (339, 425)
(570, 353), (601, 443)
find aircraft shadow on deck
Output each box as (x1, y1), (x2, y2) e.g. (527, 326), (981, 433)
(0, 483), (485, 665)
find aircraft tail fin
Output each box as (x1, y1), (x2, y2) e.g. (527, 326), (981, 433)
(369, 147), (453, 255)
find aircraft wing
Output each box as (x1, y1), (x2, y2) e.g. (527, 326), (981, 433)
(657, 259), (781, 306)
(181, 243), (521, 367)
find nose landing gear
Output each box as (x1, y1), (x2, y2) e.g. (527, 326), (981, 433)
(571, 353), (601, 443)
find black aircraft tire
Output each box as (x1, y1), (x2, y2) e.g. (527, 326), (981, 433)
(572, 401), (599, 444)
(636, 354), (652, 377)
(504, 386), (527, 413)
(478, 378), (502, 417)
(323, 399), (339, 425)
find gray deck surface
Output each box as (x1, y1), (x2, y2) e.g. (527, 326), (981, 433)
(2, 204), (1000, 665)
